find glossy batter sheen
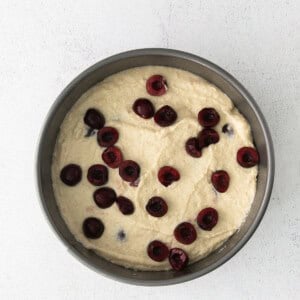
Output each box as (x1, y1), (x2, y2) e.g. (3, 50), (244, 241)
(52, 66), (257, 270)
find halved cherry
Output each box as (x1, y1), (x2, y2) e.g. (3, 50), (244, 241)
(93, 187), (116, 208)
(60, 164), (82, 186)
(119, 160), (140, 182)
(158, 166), (180, 187)
(198, 107), (220, 127)
(174, 222), (197, 245)
(211, 170), (230, 193)
(147, 240), (169, 262)
(185, 137), (202, 158)
(102, 146), (123, 168)
(133, 98), (155, 119)
(82, 217), (104, 239)
(97, 127), (119, 147)
(237, 147), (259, 168)
(116, 196), (135, 215)
(198, 128), (219, 148)
(146, 197), (168, 217)
(197, 207), (218, 231)
(84, 108), (105, 129)
(146, 75), (167, 96)
(169, 248), (189, 271)
(154, 105), (177, 127)
(87, 164), (108, 186)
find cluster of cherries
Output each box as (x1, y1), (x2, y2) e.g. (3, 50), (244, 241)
(59, 74), (260, 271)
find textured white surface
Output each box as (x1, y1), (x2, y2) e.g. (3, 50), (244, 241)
(0, 0), (299, 299)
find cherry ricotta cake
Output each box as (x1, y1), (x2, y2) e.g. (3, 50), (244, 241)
(52, 66), (259, 271)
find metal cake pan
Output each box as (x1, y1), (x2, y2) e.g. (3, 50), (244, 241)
(36, 49), (274, 285)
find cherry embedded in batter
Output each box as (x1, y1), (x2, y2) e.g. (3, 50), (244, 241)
(146, 75), (167, 96)
(116, 196), (135, 215)
(197, 207), (218, 231)
(198, 107), (220, 127)
(211, 170), (230, 193)
(147, 240), (169, 262)
(60, 164), (82, 186)
(169, 248), (189, 271)
(84, 108), (105, 129)
(237, 147), (260, 168)
(146, 197), (168, 217)
(174, 222), (197, 245)
(82, 217), (104, 239)
(97, 127), (119, 147)
(154, 105), (177, 127)
(198, 128), (220, 148)
(185, 137), (202, 158)
(87, 164), (108, 186)
(158, 166), (180, 187)
(93, 187), (116, 208)
(119, 160), (140, 182)
(102, 146), (123, 168)
(133, 98), (155, 119)
(222, 123), (234, 135)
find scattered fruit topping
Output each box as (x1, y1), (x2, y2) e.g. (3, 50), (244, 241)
(146, 197), (168, 217)
(117, 229), (126, 241)
(102, 146), (123, 168)
(87, 164), (108, 186)
(185, 137), (202, 157)
(174, 222), (197, 245)
(197, 208), (218, 231)
(93, 187), (116, 208)
(60, 164), (82, 186)
(222, 123), (234, 135)
(198, 128), (220, 148)
(237, 147), (260, 168)
(84, 108), (105, 129)
(97, 127), (119, 147)
(82, 217), (104, 239)
(198, 108), (220, 127)
(158, 166), (180, 187)
(116, 196), (135, 215)
(169, 248), (189, 271)
(211, 170), (230, 193)
(133, 98), (155, 119)
(119, 160), (140, 182)
(147, 240), (169, 262)
(146, 75), (167, 96)
(154, 105), (177, 127)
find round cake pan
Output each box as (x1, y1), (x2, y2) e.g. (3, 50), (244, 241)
(36, 49), (274, 285)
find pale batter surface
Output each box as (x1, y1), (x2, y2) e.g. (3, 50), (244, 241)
(52, 66), (257, 270)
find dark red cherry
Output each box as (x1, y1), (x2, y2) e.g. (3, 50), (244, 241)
(146, 197), (168, 217)
(169, 248), (189, 271)
(198, 128), (219, 148)
(82, 217), (104, 239)
(146, 75), (167, 96)
(87, 164), (108, 186)
(133, 98), (155, 119)
(93, 187), (116, 208)
(116, 196), (135, 215)
(197, 208), (218, 231)
(158, 166), (180, 187)
(211, 170), (230, 193)
(84, 108), (105, 129)
(198, 108), (220, 127)
(237, 147), (260, 168)
(119, 160), (140, 182)
(97, 127), (119, 147)
(147, 240), (169, 262)
(60, 164), (82, 186)
(154, 105), (177, 127)
(185, 137), (202, 158)
(174, 222), (197, 245)
(102, 146), (123, 168)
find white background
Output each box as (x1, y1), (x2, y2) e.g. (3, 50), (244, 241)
(0, 1), (299, 299)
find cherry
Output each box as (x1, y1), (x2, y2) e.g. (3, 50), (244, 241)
(237, 147), (259, 168)
(97, 127), (119, 147)
(133, 98), (155, 119)
(146, 197), (168, 217)
(185, 137), (202, 158)
(60, 164), (82, 186)
(198, 128), (219, 148)
(87, 164), (108, 186)
(169, 248), (189, 271)
(154, 105), (177, 127)
(211, 170), (230, 193)
(93, 187), (116, 208)
(147, 240), (169, 262)
(197, 208), (218, 231)
(84, 108), (105, 129)
(119, 160), (140, 182)
(102, 146), (123, 168)
(146, 75), (167, 96)
(174, 222), (197, 245)
(116, 196), (135, 215)
(82, 217), (104, 239)
(158, 166), (180, 187)
(198, 108), (220, 127)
